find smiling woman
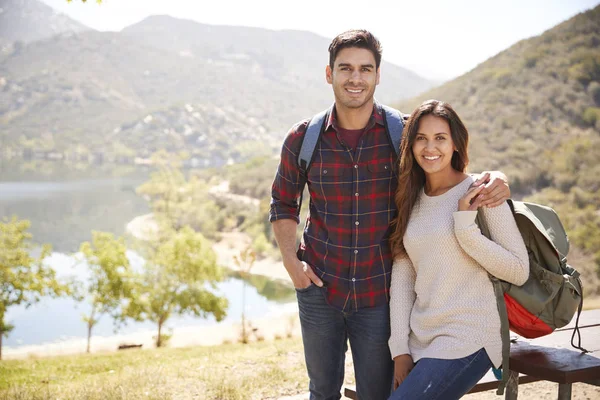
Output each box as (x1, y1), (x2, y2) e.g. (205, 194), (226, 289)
(387, 100), (528, 399)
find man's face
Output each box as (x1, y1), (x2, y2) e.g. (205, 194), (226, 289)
(326, 47), (380, 111)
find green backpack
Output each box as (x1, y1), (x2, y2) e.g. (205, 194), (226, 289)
(476, 199), (585, 394)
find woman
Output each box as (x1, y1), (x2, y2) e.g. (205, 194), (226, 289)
(388, 99), (529, 399)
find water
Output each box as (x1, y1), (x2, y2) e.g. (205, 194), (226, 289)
(0, 161), (294, 348)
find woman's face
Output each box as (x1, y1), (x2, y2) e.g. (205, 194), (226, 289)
(412, 114), (456, 177)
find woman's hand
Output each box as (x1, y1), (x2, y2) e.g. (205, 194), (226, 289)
(393, 354), (414, 390)
(458, 184), (485, 211)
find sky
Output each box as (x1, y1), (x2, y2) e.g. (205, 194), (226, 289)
(40, 0), (599, 81)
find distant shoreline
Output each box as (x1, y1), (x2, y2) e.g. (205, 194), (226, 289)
(3, 307), (301, 360)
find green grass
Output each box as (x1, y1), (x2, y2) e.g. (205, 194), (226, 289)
(0, 338), (318, 400)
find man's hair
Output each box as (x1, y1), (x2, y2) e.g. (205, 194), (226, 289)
(328, 29), (383, 70)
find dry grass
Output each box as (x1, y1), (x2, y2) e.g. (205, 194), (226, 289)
(0, 338), (317, 400)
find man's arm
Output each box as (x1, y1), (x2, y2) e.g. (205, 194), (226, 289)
(270, 121), (323, 289)
(471, 171), (510, 208)
(272, 219), (323, 289)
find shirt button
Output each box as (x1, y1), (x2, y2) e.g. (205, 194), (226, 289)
(355, 221), (359, 225)
(323, 169), (327, 174)
(354, 249), (358, 254)
(352, 278), (356, 282)
(384, 165), (388, 169)
(355, 193), (359, 197)
(354, 164), (358, 169)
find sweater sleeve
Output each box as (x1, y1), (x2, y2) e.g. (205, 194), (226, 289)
(388, 255), (417, 360)
(453, 203), (529, 286)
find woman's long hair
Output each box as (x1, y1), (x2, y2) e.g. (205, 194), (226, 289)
(390, 99), (470, 259)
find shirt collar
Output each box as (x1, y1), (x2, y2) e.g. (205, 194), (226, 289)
(326, 101), (385, 132)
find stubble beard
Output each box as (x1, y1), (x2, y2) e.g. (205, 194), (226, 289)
(334, 85), (376, 111)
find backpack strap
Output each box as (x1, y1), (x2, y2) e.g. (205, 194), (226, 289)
(475, 211), (511, 396)
(380, 104), (404, 158)
(298, 106), (333, 176)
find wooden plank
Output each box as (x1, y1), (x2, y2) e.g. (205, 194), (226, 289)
(509, 340), (600, 384)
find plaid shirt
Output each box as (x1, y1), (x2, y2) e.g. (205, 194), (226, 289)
(270, 103), (399, 312)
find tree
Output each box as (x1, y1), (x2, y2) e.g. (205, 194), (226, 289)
(0, 217), (68, 360)
(136, 151), (220, 240)
(76, 231), (134, 353)
(233, 247), (256, 344)
(125, 227), (228, 347)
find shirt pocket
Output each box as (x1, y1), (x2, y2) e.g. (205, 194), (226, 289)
(367, 161), (394, 175)
(308, 165), (348, 182)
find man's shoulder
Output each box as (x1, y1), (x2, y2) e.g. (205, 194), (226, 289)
(378, 103), (409, 119)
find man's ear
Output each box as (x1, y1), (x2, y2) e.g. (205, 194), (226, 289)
(326, 65), (333, 84)
(376, 67), (381, 85)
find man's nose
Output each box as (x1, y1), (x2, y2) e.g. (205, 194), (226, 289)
(349, 69), (361, 82)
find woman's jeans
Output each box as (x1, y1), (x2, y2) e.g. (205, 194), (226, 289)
(388, 348), (493, 400)
(296, 283), (393, 400)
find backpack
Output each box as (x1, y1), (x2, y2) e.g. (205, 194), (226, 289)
(476, 199), (585, 394)
(297, 103), (405, 175)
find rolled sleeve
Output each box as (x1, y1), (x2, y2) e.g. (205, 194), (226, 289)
(269, 121), (308, 223)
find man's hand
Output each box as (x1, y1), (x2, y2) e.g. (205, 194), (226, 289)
(272, 219), (324, 290)
(393, 354), (414, 390)
(286, 258), (323, 290)
(472, 171), (510, 208)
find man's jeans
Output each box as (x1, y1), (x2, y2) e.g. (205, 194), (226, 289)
(296, 283), (393, 400)
(388, 348), (492, 400)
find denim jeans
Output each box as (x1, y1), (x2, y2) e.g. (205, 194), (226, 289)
(296, 283), (393, 400)
(388, 348), (492, 400)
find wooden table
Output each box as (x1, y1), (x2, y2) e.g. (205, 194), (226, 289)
(343, 309), (600, 399)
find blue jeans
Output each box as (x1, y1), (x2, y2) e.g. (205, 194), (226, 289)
(388, 348), (492, 400)
(296, 283), (393, 400)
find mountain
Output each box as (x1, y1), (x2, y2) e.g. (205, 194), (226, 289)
(0, 10), (433, 166)
(394, 5), (600, 290)
(120, 15), (431, 105)
(0, 0), (89, 49)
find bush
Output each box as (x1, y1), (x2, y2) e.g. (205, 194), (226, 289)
(582, 107), (600, 126)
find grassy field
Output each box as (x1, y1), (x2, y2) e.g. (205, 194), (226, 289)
(2, 333), (600, 400)
(0, 337), (322, 400)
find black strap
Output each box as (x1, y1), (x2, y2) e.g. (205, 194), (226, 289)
(570, 281), (590, 353)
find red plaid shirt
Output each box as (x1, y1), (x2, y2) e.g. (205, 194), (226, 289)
(270, 103), (400, 311)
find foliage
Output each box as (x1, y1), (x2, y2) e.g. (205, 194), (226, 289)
(0, 217), (68, 359)
(124, 227), (228, 347)
(136, 152), (222, 240)
(76, 231), (134, 353)
(233, 247), (256, 344)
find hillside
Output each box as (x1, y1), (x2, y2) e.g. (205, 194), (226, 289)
(0, 0), (88, 50)
(395, 6), (599, 193)
(0, 7), (433, 166)
(395, 5), (600, 285)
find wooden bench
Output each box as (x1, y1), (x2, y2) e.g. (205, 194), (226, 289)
(344, 309), (600, 399)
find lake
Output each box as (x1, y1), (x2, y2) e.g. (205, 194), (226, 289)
(0, 161), (294, 348)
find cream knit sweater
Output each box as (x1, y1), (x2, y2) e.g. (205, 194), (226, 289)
(388, 176), (529, 368)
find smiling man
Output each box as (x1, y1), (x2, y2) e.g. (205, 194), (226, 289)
(270, 30), (509, 400)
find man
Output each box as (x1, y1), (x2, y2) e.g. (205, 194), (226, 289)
(270, 30), (509, 400)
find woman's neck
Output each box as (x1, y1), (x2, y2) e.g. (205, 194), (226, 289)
(424, 169), (468, 196)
